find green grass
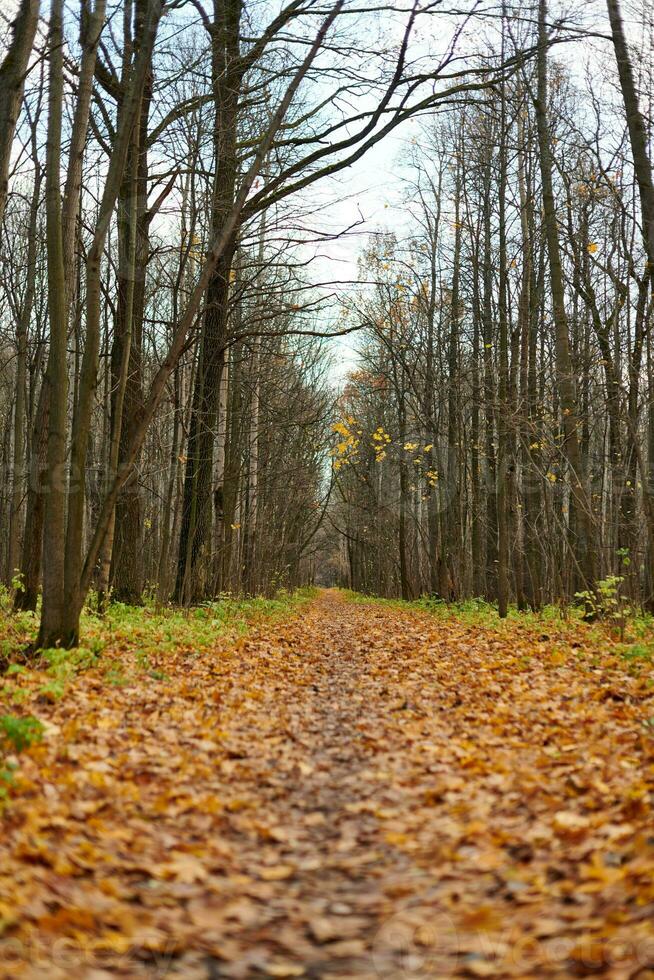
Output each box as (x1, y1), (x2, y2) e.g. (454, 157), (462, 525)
(0, 587), (317, 684)
(340, 588), (654, 665)
(0, 587), (318, 798)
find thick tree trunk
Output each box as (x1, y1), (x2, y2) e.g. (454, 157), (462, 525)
(175, 0), (242, 604)
(0, 0), (39, 230)
(606, 0), (654, 289)
(109, 0), (153, 605)
(57, 0), (161, 643)
(18, 0), (105, 621)
(37, 0), (69, 650)
(606, 0), (654, 595)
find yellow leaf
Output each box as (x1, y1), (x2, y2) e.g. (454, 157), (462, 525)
(265, 961), (305, 978)
(384, 831), (409, 846)
(260, 864), (295, 881)
(158, 854), (208, 883)
(552, 810), (591, 837)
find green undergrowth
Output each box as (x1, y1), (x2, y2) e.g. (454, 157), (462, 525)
(0, 588), (316, 805)
(0, 587), (317, 803)
(98, 586), (317, 656)
(0, 586), (316, 704)
(341, 589), (654, 667)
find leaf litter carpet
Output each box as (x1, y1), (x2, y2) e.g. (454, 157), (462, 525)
(1, 591), (654, 979)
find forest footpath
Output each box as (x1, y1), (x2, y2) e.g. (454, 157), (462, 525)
(1, 591), (654, 979)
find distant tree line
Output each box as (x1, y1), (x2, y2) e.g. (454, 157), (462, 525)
(0, 0), (530, 647)
(331, 0), (654, 613)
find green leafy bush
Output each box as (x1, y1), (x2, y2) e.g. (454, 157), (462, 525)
(0, 713), (44, 752)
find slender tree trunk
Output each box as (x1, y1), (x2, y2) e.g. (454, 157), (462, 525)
(482, 154), (498, 598)
(7, 162), (40, 587)
(14, 381), (48, 612)
(398, 395), (410, 600)
(245, 339), (261, 593)
(445, 177), (462, 599)
(535, 0), (596, 593)
(471, 257), (484, 596)
(497, 67), (510, 617)
(212, 349), (229, 594)
(518, 109), (543, 610)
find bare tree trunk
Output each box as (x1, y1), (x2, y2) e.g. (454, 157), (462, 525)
(471, 260), (484, 596)
(0, 0), (39, 230)
(37, 0), (68, 650)
(7, 156), (40, 587)
(175, 0), (242, 604)
(535, 0), (596, 592)
(16, 0), (105, 618)
(14, 381), (48, 612)
(398, 394), (410, 600)
(517, 106), (543, 610)
(212, 348), (229, 593)
(481, 152), (498, 598)
(244, 339), (261, 593)
(97, 125), (139, 610)
(110, 0), (154, 604)
(445, 178), (462, 600)
(606, 0), (654, 597)
(496, 69), (510, 618)
(58, 0), (161, 644)
(606, 0), (654, 290)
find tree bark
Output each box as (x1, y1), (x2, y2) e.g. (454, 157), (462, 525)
(37, 0), (69, 649)
(535, 0), (596, 592)
(175, 0), (242, 604)
(57, 0), (161, 644)
(0, 0), (39, 230)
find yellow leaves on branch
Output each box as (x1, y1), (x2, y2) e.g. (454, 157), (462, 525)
(331, 417), (359, 471)
(371, 426), (392, 463)
(333, 424), (433, 469)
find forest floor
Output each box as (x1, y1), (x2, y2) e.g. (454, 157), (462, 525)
(1, 590), (654, 979)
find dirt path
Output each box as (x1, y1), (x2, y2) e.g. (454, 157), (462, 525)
(1, 591), (654, 979)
